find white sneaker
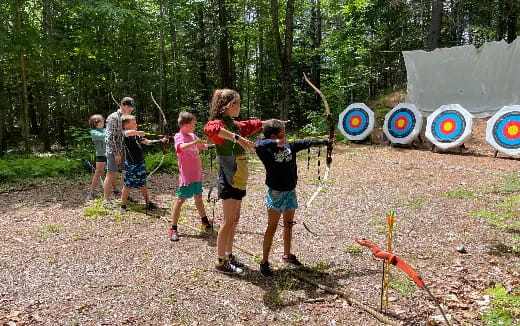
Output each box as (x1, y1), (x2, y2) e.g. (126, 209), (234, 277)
(102, 200), (115, 209)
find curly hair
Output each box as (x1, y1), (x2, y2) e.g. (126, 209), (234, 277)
(262, 119), (285, 139)
(88, 114), (104, 128)
(209, 89), (240, 120)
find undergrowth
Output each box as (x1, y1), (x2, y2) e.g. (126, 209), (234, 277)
(479, 283), (520, 325)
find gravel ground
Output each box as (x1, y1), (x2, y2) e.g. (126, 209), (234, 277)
(1, 119), (519, 325)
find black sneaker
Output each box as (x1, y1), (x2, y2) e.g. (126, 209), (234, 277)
(200, 219), (219, 232)
(146, 202), (158, 210)
(282, 254), (302, 266)
(120, 205), (127, 214)
(215, 261), (244, 275)
(260, 261), (273, 277)
(228, 254), (249, 269)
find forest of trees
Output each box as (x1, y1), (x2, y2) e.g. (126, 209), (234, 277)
(0, 0), (518, 155)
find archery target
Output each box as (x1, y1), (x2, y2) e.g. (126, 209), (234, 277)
(425, 104), (473, 149)
(338, 103), (375, 141)
(486, 105), (520, 156)
(383, 103), (423, 144)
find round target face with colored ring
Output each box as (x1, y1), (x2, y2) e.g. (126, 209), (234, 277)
(486, 105), (520, 156)
(425, 104), (473, 149)
(338, 103), (375, 141)
(383, 103), (423, 144)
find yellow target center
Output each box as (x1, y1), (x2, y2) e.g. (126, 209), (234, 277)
(507, 125), (519, 136)
(443, 121), (453, 132)
(351, 117), (360, 127)
(397, 119), (406, 128)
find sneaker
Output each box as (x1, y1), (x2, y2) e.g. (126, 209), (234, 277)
(259, 261), (273, 277)
(168, 229), (179, 241)
(282, 254), (302, 266)
(86, 192), (95, 201)
(112, 188), (121, 196)
(228, 254), (249, 269)
(102, 200), (115, 209)
(146, 202), (158, 210)
(215, 261), (244, 275)
(120, 205), (127, 214)
(200, 219), (219, 232)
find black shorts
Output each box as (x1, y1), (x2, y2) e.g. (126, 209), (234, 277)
(218, 173), (246, 200)
(96, 155), (107, 163)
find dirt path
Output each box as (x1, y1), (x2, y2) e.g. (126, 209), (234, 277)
(1, 123), (519, 325)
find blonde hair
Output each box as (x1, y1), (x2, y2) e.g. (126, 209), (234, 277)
(178, 111), (196, 127)
(89, 114), (104, 128)
(209, 89), (240, 120)
(121, 114), (136, 128)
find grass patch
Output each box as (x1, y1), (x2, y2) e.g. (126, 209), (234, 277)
(492, 173), (520, 194)
(479, 283), (520, 325)
(346, 244), (362, 254)
(388, 278), (416, 299)
(37, 223), (65, 239)
(442, 188), (476, 199)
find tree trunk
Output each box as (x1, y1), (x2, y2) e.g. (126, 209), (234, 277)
(158, 0), (166, 110)
(169, 8), (180, 104)
(0, 36), (5, 156)
(310, 0), (322, 110)
(218, 0), (232, 88)
(428, 0), (444, 50)
(12, 0), (31, 153)
(497, 0), (506, 40)
(270, 0), (295, 120)
(197, 5), (209, 104)
(505, 0), (518, 43)
(40, 0), (52, 151)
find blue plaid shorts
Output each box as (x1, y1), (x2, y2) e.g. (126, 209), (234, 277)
(124, 161), (147, 188)
(266, 188), (298, 213)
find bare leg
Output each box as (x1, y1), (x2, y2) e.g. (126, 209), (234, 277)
(171, 197), (186, 226)
(139, 186), (149, 203)
(225, 200), (242, 253)
(121, 186), (130, 206)
(262, 208), (281, 262)
(194, 194), (207, 218)
(217, 199), (240, 258)
(282, 210), (296, 257)
(90, 162), (106, 193)
(103, 171), (117, 201)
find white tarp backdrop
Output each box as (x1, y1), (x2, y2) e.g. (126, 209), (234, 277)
(403, 38), (520, 118)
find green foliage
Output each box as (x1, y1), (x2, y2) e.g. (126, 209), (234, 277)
(38, 223), (65, 239)
(346, 244), (362, 254)
(442, 188), (476, 199)
(493, 174), (520, 194)
(388, 278), (416, 299)
(479, 283), (520, 325)
(0, 154), (84, 188)
(145, 152), (178, 174)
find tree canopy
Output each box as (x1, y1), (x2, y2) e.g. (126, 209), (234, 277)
(0, 0), (517, 154)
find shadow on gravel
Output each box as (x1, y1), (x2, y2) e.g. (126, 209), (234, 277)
(238, 262), (380, 312)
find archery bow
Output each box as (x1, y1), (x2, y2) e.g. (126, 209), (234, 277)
(302, 73), (335, 235)
(355, 237), (451, 325)
(149, 92), (170, 178)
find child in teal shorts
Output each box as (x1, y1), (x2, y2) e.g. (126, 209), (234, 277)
(169, 112), (217, 241)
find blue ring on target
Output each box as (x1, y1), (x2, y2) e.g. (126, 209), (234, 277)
(431, 110), (466, 143)
(492, 112), (520, 149)
(387, 108), (417, 139)
(342, 108), (369, 136)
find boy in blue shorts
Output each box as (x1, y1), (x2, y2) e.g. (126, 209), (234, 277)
(255, 119), (328, 276)
(120, 115), (167, 214)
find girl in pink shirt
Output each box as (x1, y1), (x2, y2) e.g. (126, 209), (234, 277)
(168, 112), (216, 242)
